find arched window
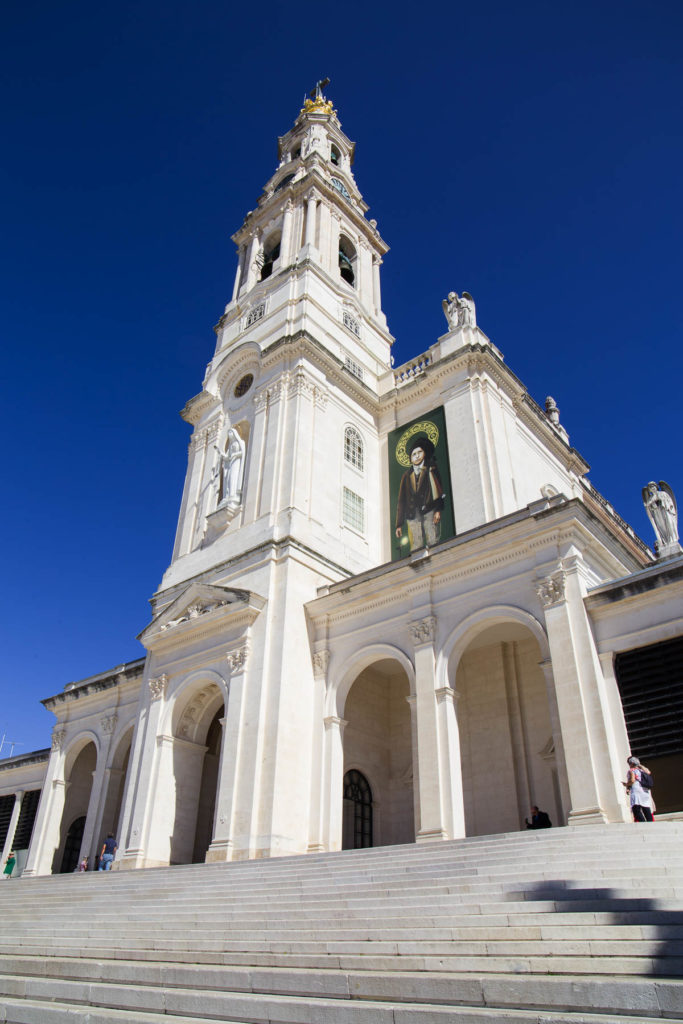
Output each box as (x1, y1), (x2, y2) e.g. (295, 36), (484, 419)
(344, 426), (364, 471)
(339, 235), (356, 287)
(343, 770), (373, 849)
(260, 233), (281, 281)
(330, 144), (341, 166)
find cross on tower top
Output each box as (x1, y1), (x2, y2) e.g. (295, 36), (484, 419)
(309, 77), (330, 101)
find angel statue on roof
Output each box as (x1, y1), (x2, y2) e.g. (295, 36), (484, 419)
(442, 291), (476, 331)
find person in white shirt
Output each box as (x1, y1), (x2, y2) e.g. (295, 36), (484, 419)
(623, 756), (653, 822)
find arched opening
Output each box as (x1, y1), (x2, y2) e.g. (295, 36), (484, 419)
(60, 815), (86, 873)
(166, 681), (225, 865)
(330, 144), (341, 166)
(451, 620), (562, 835)
(342, 770), (372, 849)
(342, 658), (414, 847)
(53, 740), (97, 873)
(97, 728), (133, 854)
(338, 235), (356, 287)
(260, 232), (281, 280)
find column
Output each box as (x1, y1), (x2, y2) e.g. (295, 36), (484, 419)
(411, 615), (462, 842)
(372, 255), (383, 315)
(317, 202), (332, 274)
(279, 200), (294, 267)
(231, 246), (245, 301)
(118, 674), (168, 869)
(1, 791), (23, 867)
(321, 715), (347, 851)
(537, 558), (630, 825)
(435, 688), (465, 839)
(303, 191), (317, 250)
(306, 650), (329, 853)
(23, 730), (68, 876)
(243, 232), (261, 293)
(206, 645), (251, 861)
(80, 713), (117, 866)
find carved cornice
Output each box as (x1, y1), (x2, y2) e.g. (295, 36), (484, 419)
(149, 675), (168, 701)
(409, 616), (437, 646)
(537, 571), (567, 608)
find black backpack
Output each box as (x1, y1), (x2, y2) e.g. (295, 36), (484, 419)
(637, 768), (654, 791)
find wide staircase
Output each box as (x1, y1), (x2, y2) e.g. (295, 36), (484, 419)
(1, 822), (683, 1023)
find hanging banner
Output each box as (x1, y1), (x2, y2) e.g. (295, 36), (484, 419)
(388, 405), (455, 560)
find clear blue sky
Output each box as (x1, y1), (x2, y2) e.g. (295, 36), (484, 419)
(2, 0), (681, 755)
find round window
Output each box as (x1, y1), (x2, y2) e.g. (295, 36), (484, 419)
(234, 374), (254, 398)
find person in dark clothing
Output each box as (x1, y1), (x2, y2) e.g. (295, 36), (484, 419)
(98, 833), (118, 870)
(525, 805), (552, 829)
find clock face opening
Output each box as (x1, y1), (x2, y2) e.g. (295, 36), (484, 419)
(234, 374), (254, 398)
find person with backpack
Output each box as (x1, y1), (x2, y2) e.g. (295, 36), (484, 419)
(623, 756), (654, 822)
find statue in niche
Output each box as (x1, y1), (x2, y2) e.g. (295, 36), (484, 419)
(442, 291), (476, 330)
(642, 481), (680, 554)
(215, 428), (246, 510)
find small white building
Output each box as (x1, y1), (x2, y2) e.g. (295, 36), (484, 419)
(5, 87), (682, 876)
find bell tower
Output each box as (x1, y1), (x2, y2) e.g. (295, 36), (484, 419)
(163, 82), (392, 596)
(220, 81), (392, 370)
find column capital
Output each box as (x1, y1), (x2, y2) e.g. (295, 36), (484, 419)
(226, 644), (249, 674)
(323, 716), (347, 735)
(312, 649), (330, 679)
(409, 615), (437, 646)
(51, 729), (66, 751)
(149, 675), (168, 701)
(435, 686), (459, 706)
(536, 570), (566, 608)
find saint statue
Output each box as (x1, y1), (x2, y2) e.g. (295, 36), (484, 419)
(642, 480), (680, 555)
(442, 291), (476, 330)
(215, 428), (246, 509)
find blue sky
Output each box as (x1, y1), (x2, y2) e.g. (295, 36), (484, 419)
(2, 1), (682, 755)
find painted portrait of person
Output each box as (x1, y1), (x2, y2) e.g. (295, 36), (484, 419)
(389, 408), (455, 560)
(395, 435), (445, 551)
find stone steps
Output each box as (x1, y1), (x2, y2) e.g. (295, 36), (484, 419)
(2, 823), (683, 1022)
(1, 966), (683, 1022)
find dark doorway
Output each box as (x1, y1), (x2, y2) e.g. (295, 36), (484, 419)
(342, 769), (373, 849)
(60, 816), (86, 873)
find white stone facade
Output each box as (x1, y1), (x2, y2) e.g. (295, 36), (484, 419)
(6, 90), (682, 876)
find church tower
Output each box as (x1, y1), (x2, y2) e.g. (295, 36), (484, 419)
(167, 83), (393, 581)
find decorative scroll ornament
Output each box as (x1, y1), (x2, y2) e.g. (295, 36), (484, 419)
(51, 729), (66, 751)
(226, 646), (248, 673)
(101, 714), (118, 735)
(312, 650), (330, 678)
(409, 616), (437, 646)
(537, 571), (567, 608)
(149, 675), (168, 701)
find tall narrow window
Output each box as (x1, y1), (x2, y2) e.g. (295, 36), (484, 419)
(342, 487), (364, 533)
(339, 235), (356, 287)
(343, 770), (372, 849)
(260, 234), (281, 281)
(344, 426), (364, 472)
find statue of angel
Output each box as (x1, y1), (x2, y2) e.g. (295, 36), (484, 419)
(642, 480), (679, 553)
(442, 291), (476, 330)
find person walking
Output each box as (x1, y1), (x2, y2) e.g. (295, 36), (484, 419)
(98, 833), (118, 870)
(623, 756), (654, 822)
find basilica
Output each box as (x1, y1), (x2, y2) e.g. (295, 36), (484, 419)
(2, 87), (682, 876)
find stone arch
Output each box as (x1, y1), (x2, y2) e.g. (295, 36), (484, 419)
(328, 642), (415, 719)
(53, 735), (99, 873)
(332, 646), (416, 849)
(441, 605), (560, 837)
(98, 724), (135, 852)
(155, 670), (228, 865)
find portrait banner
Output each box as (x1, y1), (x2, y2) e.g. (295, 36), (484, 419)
(388, 406), (455, 560)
